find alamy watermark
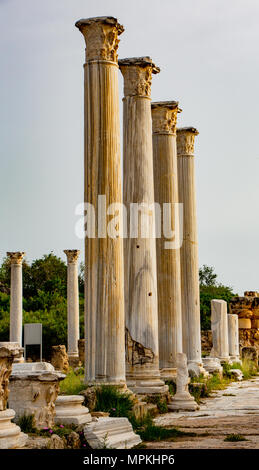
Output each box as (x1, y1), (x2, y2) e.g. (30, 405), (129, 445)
(75, 196), (183, 250)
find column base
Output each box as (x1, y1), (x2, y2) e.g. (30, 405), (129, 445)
(127, 378), (168, 395)
(168, 392), (199, 412)
(187, 361), (209, 378)
(0, 409), (28, 449)
(160, 368), (177, 382)
(203, 357), (223, 375)
(68, 354), (80, 368)
(55, 395), (92, 426)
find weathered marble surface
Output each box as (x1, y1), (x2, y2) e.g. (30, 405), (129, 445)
(76, 16), (125, 384)
(55, 395), (92, 425)
(210, 299), (230, 362)
(177, 128), (205, 377)
(64, 250), (80, 361)
(0, 342), (27, 449)
(9, 362), (65, 429)
(228, 314), (240, 362)
(168, 353), (198, 411)
(7, 253), (25, 361)
(119, 57), (166, 394)
(152, 101), (182, 377)
(84, 417), (141, 449)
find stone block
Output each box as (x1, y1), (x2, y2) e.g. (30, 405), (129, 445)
(55, 395), (92, 426)
(84, 417), (141, 449)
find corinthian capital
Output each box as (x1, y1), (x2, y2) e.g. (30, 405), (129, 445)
(151, 101), (181, 135)
(7, 252), (25, 265)
(119, 57), (160, 98)
(64, 250), (80, 264)
(177, 127), (199, 156)
(75, 16), (124, 63)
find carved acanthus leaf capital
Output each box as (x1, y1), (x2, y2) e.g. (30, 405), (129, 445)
(64, 250), (80, 264)
(75, 16), (124, 63)
(119, 57), (160, 98)
(7, 252), (25, 265)
(151, 101), (181, 135)
(177, 127), (199, 156)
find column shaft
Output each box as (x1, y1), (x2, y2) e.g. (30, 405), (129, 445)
(152, 102), (182, 379)
(76, 17), (125, 384)
(7, 252), (25, 347)
(64, 250), (80, 360)
(177, 128), (204, 375)
(228, 313), (240, 361)
(210, 299), (229, 361)
(119, 57), (166, 393)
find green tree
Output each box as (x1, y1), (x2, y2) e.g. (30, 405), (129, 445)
(199, 265), (236, 330)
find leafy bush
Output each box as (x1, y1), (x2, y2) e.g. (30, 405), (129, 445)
(59, 368), (86, 395)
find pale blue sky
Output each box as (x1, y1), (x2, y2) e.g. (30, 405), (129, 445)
(0, 0), (259, 294)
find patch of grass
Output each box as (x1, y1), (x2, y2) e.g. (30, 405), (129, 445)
(224, 434), (247, 442)
(146, 395), (168, 414)
(165, 380), (176, 395)
(222, 393), (236, 396)
(59, 368), (86, 395)
(239, 358), (258, 380)
(17, 414), (36, 433)
(191, 372), (232, 396)
(95, 385), (134, 418)
(138, 423), (196, 442)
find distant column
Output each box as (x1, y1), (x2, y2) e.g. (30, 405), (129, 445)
(210, 299), (230, 362)
(64, 250), (80, 363)
(177, 128), (206, 376)
(151, 101), (183, 379)
(75, 16), (125, 384)
(7, 252), (25, 351)
(119, 57), (167, 394)
(228, 313), (240, 362)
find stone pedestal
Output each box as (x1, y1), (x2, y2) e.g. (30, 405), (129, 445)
(7, 252), (25, 363)
(55, 395), (92, 426)
(168, 353), (198, 411)
(8, 362), (65, 429)
(75, 16), (125, 385)
(119, 57), (166, 394)
(151, 101), (183, 379)
(202, 357), (223, 376)
(0, 342), (27, 449)
(84, 417), (141, 449)
(228, 314), (241, 363)
(210, 299), (230, 363)
(177, 129), (205, 377)
(64, 250), (80, 364)
(51, 345), (69, 373)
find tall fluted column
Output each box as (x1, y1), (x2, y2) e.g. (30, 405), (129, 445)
(119, 57), (167, 394)
(64, 250), (80, 363)
(177, 128), (205, 376)
(228, 313), (240, 362)
(75, 17), (125, 384)
(152, 102), (183, 380)
(7, 252), (25, 351)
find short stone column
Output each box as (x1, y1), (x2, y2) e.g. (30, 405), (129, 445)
(7, 252), (25, 355)
(64, 250), (80, 364)
(210, 299), (230, 362)
(119, 57), (166, 394)
(228, 314), (240, 362)
(152, 101), (183, 380)
(9, 362), (65, 429)
(177, 129), (205, 377)
(55, 395), (92, 426)
(0, 342), (27, 449)
(168, 353), (198, 411)
(75, 17), (125, 384)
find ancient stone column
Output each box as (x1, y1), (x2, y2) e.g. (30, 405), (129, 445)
(168, 353), (198, 411)
(7, 252), (25, 350)
(64, 250), (80, 364)
(0, 342), (27, 448)
(228, 314), (240, 362)
(119, 57), (167, 394)
(210, 299), (230, 362)
(151, 101), (183, 380)
(177, 129), (205, 376)
(75, 17), (125, 384)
